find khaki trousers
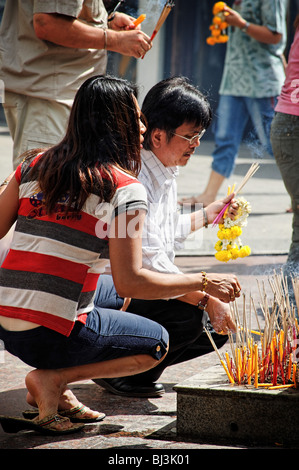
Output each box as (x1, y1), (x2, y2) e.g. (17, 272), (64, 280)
(3, 91), (71, 169)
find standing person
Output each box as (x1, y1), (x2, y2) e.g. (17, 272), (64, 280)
(0, 0), (152, 169)
(180, 0), (287, 207)
(0, 75), (240, 436)
(94, 76), (241, 398)
(270, 15), (299, 276)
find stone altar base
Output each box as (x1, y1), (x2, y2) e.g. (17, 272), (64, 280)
(174, 365), (299, 448)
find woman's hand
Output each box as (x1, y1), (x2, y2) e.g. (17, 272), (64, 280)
(206, 296), (236, 334)
(204, 272), (241, 303)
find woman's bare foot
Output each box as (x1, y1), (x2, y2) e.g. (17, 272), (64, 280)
(25, 369), (78, 431)
(26, 382), (102, 421)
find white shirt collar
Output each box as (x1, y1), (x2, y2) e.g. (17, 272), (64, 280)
(141, 149), (179, 186)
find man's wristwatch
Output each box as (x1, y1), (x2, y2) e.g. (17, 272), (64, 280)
(241, 21), (250, 33)
(197, 293), (210, 310)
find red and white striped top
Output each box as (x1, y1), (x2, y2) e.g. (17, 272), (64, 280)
(0, 156), (147, 336)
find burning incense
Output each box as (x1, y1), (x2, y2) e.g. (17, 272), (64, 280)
(149, 1), (175, 42)
(141, 1), (175, 59)
(212, 162), (260, 227)
(133, 14), (146, 27)
(205, 273), (299, 389)
(108, 0), (125, 16)
(204, 327), (235, 383)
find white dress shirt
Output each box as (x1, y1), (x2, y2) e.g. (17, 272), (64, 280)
(138, 149), (191, 274)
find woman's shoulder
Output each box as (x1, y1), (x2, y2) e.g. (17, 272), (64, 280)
(112, 166), (142, 189)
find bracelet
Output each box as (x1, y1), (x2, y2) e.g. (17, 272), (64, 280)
(103, 28), (107, 50)
(241, 21), (250, 33)
(197, 293), (210, 310)
(201, 271), (208, 291)
(0, 179), (9, 187)
(202, 208), (208, 228)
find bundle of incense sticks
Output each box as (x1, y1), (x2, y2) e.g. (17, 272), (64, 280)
(212, 162), (260, 227)
(205, 272), (299, 389)
(150, 1), (175, 41)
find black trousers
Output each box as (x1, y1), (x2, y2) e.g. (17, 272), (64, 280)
(97, 275), (228, 383)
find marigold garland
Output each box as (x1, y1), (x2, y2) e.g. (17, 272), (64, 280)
(207, 2), (229, 46)
(214, 197), (251, 262)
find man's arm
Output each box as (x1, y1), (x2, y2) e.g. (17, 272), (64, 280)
(33, 12), (152, 58)
(223, 5), (282, 45)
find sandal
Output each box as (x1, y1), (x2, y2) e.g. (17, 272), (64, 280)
(0, 413), (84, 435)
(23, 404), (105, 423)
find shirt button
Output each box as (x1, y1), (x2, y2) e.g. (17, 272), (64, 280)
(156, 345), (161, 352)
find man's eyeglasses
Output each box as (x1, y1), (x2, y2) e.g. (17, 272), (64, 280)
(172, 129), (206, 145)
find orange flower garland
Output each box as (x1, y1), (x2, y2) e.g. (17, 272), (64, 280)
(207, 2), (229, 45)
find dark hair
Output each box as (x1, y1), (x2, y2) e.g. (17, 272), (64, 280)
(295, 14), (299, 30)
(28, 75), (141, 214)
(141, 76), (212, 150)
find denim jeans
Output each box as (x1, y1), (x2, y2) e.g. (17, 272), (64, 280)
(212, 94), (276, 178)
(95, 276), (227, 383)
(270, 111), (299, 273)
(0, 275), (168, 369)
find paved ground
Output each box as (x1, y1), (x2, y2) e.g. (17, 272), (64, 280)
(0, 127), (296, 458)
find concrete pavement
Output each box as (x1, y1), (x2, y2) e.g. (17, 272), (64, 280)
(0, 127), (295, 454)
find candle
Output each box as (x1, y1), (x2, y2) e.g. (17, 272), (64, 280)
(133, 14), (146, 27)
(273, 348), (278, 386)
(237, 348), (241, 383)
(293, 363), (297, 388)
(225, 352), (233, 377)
(279, 330), (284, 361)
(254, 343), (259, 388)
(221, 360), (235, 384)
(268, 384), (294, 390)
(287, 353), (293, 381)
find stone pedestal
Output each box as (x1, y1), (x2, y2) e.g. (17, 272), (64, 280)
(174, 365), (299, 447)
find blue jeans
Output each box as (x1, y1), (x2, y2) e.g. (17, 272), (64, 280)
(0, 275), (169, 369)
(95, 276), (228, 383)
(212, 94), (276, 178)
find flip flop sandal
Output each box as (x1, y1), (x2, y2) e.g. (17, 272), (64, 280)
(22, 404), (105, 423)
(0, 413), (84, 435)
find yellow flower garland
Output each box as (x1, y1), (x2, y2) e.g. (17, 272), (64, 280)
(206, 2), (229, 46)
(214, 197), (251, 262)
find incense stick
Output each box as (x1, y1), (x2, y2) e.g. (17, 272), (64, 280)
(212, 162), (260, 227)
(141, 1), (175, 58)
(205, 273), (299, 388)
(150, 1), (175, 41)
(204, 327), (235, 383)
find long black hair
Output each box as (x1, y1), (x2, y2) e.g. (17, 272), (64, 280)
(28, 75), (141, 214)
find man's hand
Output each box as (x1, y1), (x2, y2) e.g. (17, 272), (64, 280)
(109, 12), (138, 31)
(205, 193), (239, 225)
(222, 5), (246, 29)
(107, 29), (152, 58)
